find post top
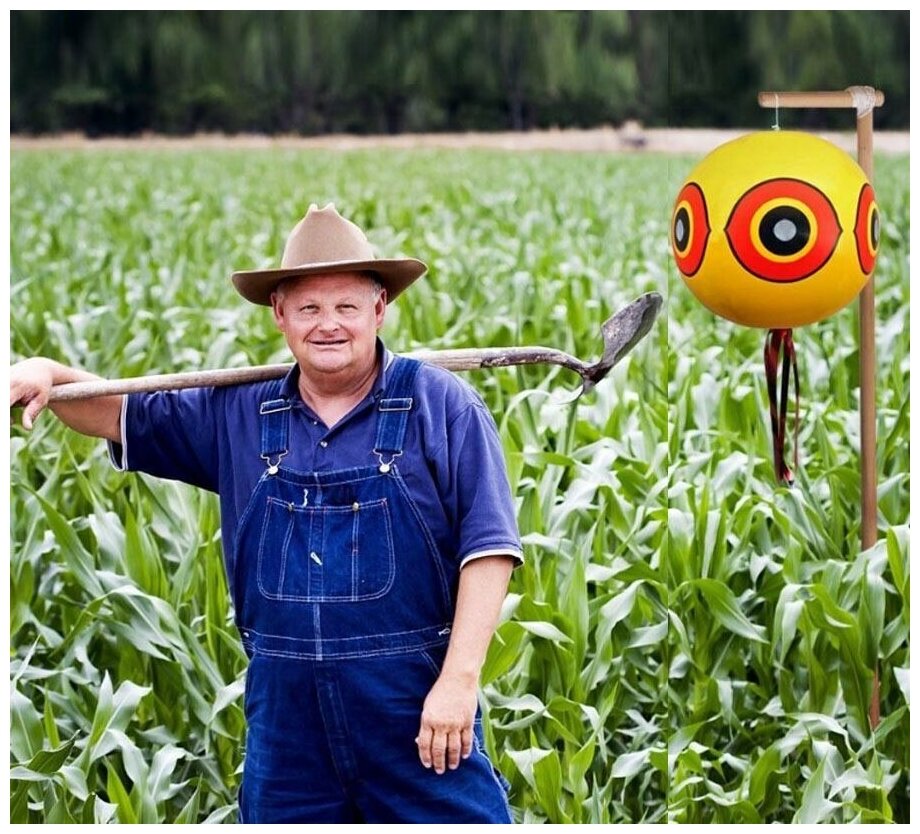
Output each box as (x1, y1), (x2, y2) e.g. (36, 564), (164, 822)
(758, 88), (884, 114)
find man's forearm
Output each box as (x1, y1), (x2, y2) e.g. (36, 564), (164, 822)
(415, 553), (515, 772)
(439, 554), (515, 684)
(11, 357), (123, 442)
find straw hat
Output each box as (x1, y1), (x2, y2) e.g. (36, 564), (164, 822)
(231, 203), (428, 305)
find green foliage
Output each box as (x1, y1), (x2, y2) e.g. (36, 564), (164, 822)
(9, 11), (910, 135)
(9, 146), (908, 822)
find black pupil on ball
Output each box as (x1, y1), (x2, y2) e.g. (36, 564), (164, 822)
(674, 207), (690, 249)
(871, 208), (880, 247)
(759, 206), (809, 256)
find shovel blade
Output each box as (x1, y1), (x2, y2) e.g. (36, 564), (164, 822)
(583, 291), (662, 392)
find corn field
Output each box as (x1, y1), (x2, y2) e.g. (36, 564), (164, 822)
(9, 146), (909, 823)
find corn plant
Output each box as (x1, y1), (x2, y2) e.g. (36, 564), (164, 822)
(10, 147), (907, 822)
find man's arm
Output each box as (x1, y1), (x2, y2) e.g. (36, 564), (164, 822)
(10, 357), (123, 442)
(415, 554), (514, 775)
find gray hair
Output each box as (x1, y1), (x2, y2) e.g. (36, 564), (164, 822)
(365, 273), (384, 299)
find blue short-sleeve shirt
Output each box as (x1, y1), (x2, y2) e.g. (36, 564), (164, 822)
(108, 340), (523, 580)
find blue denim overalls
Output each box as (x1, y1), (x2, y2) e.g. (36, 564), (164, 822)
(232, 357), (513, 823)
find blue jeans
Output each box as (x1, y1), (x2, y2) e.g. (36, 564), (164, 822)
(237, 650), (513, 823)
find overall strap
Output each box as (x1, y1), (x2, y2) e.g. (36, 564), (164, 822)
(373, 356), (423, 469)
(258, 381), (292, 475)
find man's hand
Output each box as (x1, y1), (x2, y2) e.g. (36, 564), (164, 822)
(9, 357), (123, 441)
(416, 673), (479, 774)
(10, 358), (56, 430)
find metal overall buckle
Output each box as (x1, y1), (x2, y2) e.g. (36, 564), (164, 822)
(373, 450), (402, 474)
(261, 451), (288, 476)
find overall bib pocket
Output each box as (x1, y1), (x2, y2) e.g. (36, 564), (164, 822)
(256, 495), (396, 602)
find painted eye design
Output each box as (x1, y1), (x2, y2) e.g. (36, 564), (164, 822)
(725, 178), (842, 283)
(854, 183), (880, 275)
(671, 182), (710, 277)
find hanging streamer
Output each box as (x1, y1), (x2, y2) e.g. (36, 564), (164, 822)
(764, 329), (800, 486)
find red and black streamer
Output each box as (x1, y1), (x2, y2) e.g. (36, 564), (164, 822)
(764, 328), (800, 486)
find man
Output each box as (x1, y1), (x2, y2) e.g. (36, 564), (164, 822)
(10, 204), (522, 823)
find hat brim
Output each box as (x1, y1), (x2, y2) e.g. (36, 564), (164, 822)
(231, 258), (428, 306)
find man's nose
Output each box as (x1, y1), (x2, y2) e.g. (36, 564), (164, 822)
(316, 309), (341, 329)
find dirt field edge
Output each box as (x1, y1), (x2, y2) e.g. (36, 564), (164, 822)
(10, 127), (910, 155)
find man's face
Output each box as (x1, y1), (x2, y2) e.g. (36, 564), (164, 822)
(271, 272), (386, 381)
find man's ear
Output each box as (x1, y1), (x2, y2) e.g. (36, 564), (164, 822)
(270, 291), (285, 331)
(375, 288), (387, 328)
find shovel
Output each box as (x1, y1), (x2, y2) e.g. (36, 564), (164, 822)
(47, 292), (662, 402)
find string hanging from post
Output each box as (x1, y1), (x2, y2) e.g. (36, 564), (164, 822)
(771, 93), (781, 130)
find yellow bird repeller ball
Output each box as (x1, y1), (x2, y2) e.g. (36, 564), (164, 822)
(671, 131), (879, 328)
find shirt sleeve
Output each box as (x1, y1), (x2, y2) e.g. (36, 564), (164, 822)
(434, 399), (524, 569)
(107, 387), (221, 493)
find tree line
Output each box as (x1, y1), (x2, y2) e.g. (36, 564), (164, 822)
(10, 11), (909, 136)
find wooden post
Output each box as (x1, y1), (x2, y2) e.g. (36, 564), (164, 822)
(758, 88), (884, 731)
(855, 109), (877, 552)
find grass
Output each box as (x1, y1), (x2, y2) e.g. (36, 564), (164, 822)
(9, 145), (908, 822)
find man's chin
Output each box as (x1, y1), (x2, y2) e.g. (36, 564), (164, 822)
(307, 358), (347, 373)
